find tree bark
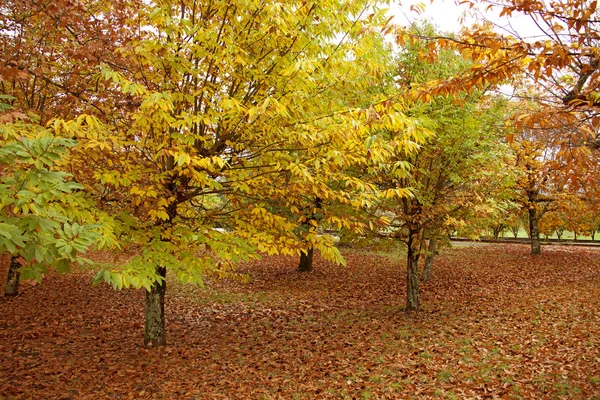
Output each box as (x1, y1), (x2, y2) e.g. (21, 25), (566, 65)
(144, 266), (167, 346)
(298, 247), (314, 272)
(421, 237), (437, 282)
(406, 230), (420, 311)
(492, 225), (504, 240)
(4, 256), (20, 296)
(528, 207), (541, 255)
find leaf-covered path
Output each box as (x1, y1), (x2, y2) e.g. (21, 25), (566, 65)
(1, 244), (599, 399)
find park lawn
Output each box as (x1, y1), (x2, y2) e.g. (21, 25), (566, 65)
(1, 244), (599, 399)
(495, 227), (596, 241)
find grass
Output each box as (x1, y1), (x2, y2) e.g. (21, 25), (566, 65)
(491, 226), (597, 241)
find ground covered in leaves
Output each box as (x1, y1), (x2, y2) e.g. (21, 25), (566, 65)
(1, 243), (599, 399)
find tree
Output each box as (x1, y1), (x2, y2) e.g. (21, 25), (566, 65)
(373, 22), (513, 310)
(397, 1), (600, 226)
(434, 0), (600, 209)
(0, 113), (114, 296)
(468, 0), (600, 110)
(511, 134), (553, 253)
(506, 206), (525, 238)
(0, 1), (137, 295)
(0, 0), (139, 122)
(539, 208), (566, 240)
(505, 94), (579, 254)
(58, 0), (422, 346)
(244, 32), (405, 273)
(561, 194), (597, 240)
(582, 194), (600, 241)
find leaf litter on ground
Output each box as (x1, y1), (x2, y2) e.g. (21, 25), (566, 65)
(1, 243), (599, 399)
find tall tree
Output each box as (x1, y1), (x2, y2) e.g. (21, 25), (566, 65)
(0, 111), (114, 296)
(435, 0), (600, 198)
(374, 23), (513, 310)
(504, 92), (582, 254)
(60, 0), (423, 346)
(1, 2), (138, 291)
(510, 132), (555, 254)
(251, 32), (410, 273)
(0, 0), (139, 122)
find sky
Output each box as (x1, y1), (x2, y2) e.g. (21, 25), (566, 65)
(389, 0), (547, 40)
(388, 0), (550, 98)
(389, 0), (472, 34)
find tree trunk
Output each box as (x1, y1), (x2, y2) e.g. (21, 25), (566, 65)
(421, 237), (437, 282)
(492, 225), (504, 240)
(144, 266), (167, 346)
(298, 247), (314, 272)
(592, 230), (596, 241)
(528, 207), (541, 255)
(406, 231), (420, 311)
(4, 256), (20, 296)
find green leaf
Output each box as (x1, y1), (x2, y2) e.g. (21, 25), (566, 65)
(54, 258), (71, 275)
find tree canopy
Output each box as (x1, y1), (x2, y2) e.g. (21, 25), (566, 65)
(2, 0), (599, 346)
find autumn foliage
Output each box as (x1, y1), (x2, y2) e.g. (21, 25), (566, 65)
(2, 0), (600, 366)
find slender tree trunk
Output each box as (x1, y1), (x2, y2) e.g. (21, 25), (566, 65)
(144, 266), (167, 346)
(528, 207), (541, 255)
(298, 247), (314, 272)
(4, 256), (20, 296)
(592, 230), (596, 241)
(406, 230), (420, 311)
(297, 198), (321, 273)
(492, 225), (504, 240)
(421, 237), (437, 282)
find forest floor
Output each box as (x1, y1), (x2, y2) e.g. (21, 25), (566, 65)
(1, 243), (599, 399)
